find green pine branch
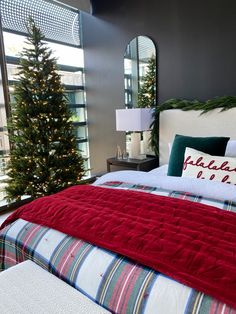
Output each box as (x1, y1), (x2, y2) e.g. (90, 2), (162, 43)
(150, 96), (236, 156)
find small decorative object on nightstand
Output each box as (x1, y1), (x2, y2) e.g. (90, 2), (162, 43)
(116, 145), (122, 159)
(107, 156), (158, 172)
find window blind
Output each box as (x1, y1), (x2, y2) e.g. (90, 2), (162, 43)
(0, 0), (81, 47)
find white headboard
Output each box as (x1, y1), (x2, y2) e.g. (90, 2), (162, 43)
(159, 108), (236, 165)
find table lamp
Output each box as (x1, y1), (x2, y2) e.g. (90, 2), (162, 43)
(116, 108), (153, 159)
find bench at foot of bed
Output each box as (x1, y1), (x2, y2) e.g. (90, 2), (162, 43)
(0, 260), (110, 314)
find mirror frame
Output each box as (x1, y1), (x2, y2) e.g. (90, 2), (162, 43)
(124, 35), (157, 109)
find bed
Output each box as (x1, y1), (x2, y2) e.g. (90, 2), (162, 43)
(1, 109), (236, 314)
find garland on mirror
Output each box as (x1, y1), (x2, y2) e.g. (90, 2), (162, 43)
(150, 95), (236, 156)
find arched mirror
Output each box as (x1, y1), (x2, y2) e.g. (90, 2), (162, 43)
(118, 36), (156, 159)
(124, 36), (156, 108)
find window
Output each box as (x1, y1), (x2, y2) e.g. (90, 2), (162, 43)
(0, 0), (90, 202)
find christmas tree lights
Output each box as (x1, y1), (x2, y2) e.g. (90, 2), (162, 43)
(5, 18), (85, 201)
(137, 56), (156, 108)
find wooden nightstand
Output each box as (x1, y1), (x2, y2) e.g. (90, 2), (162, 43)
(107, 157), (158, 172)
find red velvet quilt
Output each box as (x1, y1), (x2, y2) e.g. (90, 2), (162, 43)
(1, 184), (236, 308)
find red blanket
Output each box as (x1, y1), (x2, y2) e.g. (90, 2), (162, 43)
(2, 185), (236, 308)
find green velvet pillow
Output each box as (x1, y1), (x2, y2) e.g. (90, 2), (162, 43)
(167, 134), (230, 177)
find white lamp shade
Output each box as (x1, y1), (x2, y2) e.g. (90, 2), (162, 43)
(116, 108), (153, 131)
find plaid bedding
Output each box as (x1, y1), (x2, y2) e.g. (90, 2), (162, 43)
(0, 181), (236, 314)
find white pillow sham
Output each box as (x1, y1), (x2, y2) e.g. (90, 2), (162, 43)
(182, 147), (236, 185)
(225, 140), (236, 157)
(148, 164), (168, 176)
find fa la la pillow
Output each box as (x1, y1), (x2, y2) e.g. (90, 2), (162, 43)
(182, 147), (236, 185)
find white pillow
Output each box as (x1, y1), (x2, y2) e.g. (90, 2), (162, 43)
(182, 147), (236, 185)
(168, 143), (172, 156)
(149, 164), (168, 176)
(225, 140), (236, 157)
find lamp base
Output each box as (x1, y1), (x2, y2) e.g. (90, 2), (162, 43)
(129, 132), (141, 159)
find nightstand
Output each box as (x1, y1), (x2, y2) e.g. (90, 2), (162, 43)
(107, 157), (158, 172)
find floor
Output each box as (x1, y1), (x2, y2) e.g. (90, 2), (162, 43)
(0, 195), (31, 225)
(0, 211), (13, 224)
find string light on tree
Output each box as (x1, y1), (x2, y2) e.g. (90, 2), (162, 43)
(137, 56), (156, 108)
(5, 18), (85, 201)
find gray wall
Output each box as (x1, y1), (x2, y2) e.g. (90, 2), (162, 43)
(82, 0), (236, 175)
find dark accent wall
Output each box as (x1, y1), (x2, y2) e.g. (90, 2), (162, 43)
(82, 0), (236, 174)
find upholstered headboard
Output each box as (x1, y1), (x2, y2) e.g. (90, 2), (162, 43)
(159, 108), (236, 165)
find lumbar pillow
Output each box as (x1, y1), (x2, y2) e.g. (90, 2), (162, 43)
(167, 134), (229, 177)
(182, 147), (236, 185)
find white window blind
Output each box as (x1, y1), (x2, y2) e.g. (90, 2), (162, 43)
(0, 0), (81, 47)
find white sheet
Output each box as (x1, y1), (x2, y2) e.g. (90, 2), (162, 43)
(94, 170), (236, 202)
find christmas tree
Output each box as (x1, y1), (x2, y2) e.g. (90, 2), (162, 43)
(5, 19), (85, 201)
(137, 56), (156, 108)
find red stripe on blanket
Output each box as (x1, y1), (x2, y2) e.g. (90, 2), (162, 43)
(1, 185), (236, 308)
